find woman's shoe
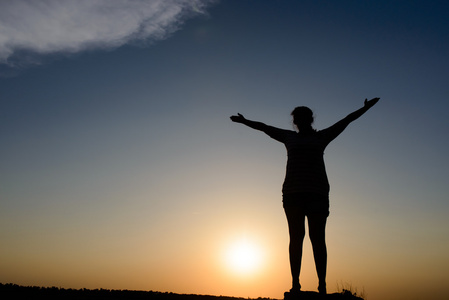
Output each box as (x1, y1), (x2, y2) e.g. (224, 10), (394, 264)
(284, 286), (301, 299)
(318, 284), (327, 295)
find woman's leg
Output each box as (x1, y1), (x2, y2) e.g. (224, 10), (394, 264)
(307, 214), (328, 294)
(284, 206), (306, 292)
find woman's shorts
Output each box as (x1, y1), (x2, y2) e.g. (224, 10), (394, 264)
(283, 192), (329, 216)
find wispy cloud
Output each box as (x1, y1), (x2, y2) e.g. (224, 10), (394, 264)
(0, 0), (216, 67)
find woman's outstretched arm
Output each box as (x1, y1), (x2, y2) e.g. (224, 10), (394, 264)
(344, 97), (380, 123)
(324, 97), (380, 140)
(230, 113), (290, 143)
(230, 113), (268, 131)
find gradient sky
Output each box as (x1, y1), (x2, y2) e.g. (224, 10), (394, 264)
(1, 1), (448, 300)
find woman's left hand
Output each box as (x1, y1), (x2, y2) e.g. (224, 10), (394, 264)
(364, 97), (380, 108)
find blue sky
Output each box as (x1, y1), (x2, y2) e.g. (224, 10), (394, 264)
(1, 1), (448, 300)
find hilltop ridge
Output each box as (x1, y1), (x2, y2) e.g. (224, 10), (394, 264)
(0, 283), (363, 300)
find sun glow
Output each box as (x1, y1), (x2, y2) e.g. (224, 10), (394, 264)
(225, 238), (263, 275)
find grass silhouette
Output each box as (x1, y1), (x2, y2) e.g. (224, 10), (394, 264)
(1, 283), (364, 300)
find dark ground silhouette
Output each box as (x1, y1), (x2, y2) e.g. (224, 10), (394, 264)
(1, 283), (363, 300)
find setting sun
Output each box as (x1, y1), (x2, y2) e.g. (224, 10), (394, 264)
(225, 238), (263, 275)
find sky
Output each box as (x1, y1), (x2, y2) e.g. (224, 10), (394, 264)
(1, 1), (448, 299)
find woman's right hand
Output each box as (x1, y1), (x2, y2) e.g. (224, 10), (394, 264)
(230, 113), (246, 123)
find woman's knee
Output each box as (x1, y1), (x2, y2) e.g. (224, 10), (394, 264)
(289, 228), (305, 249)
(309, 231), (325, 246)
(308, 225), (326, 244)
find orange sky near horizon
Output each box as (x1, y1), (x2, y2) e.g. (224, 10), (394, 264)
(2, 170), (448, 300)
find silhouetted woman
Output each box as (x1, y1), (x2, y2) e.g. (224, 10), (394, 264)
(230, 98), (379, 295)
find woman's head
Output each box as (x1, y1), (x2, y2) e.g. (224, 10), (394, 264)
(291, 106), (314, 131)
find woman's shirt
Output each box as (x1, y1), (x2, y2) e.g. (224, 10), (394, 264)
(262, 120), (350, 196)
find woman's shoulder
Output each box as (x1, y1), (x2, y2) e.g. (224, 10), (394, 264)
(263, 126), (295, 142)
